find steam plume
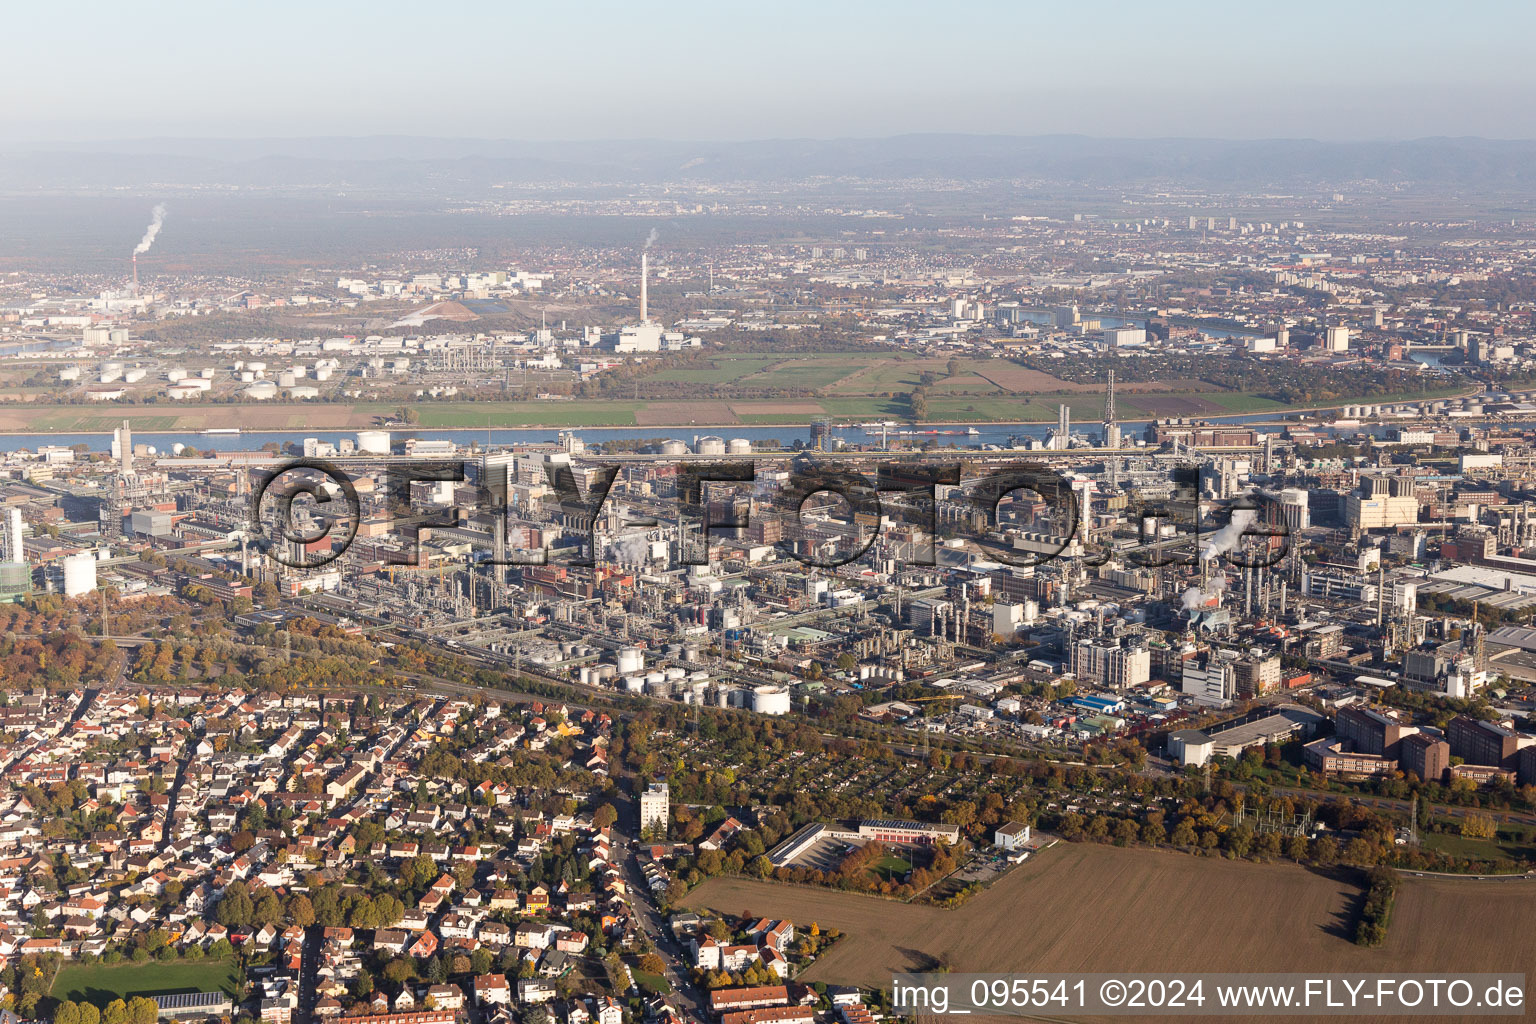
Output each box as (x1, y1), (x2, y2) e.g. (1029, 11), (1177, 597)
(607, 534), (651, 566)
(133, 204), (168, 255)
(1200, 507), (1257, 561)
(644, 227), (659, 248)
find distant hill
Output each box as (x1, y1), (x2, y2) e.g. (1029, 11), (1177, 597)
(6, 134), (1536, 190)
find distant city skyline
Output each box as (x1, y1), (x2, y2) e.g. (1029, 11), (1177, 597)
(6, 0), (1536, 143)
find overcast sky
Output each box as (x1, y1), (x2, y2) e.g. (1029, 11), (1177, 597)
(7, 0), (1535, 142)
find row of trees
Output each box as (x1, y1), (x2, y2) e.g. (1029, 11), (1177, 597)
(53, 998), (159, 1024)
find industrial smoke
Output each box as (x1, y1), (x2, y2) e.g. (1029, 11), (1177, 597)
(133, 204), (168, 255)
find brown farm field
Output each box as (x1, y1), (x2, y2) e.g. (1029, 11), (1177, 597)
(681, 844), (1536, 1023)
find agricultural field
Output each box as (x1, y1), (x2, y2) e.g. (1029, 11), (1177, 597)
(681, 843), (1536, 1007)
(644, 355), (784, 385)
(51, 958), (241, 1005)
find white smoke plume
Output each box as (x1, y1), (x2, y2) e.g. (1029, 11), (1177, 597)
(607, 534), (650, 566)
(133, 204), (168, 255)
(644, 227), (659, 248)
(1180, 586), (1208, 610)
(1200, 507), (1258, 561)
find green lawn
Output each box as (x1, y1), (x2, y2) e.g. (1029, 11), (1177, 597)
(51, 957), (241, 1006)
(867, 852), (914, 882)
(631, 969), (672, 995)
(1418, 828), (1536, 865)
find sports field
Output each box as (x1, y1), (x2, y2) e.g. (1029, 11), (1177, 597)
(51, 957), (241, 1005)
(680, 843), (1536, 1017)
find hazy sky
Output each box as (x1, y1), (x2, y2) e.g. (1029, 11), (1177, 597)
(7, 0), (1536, 142)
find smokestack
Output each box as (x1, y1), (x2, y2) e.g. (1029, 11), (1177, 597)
(132, 255), (138, 298)
(119, 419), (133, 476)
(641, 251), (648, 323)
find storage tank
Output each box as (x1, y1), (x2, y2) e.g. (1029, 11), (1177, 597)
(659, 439), (689, 457)
(695, 435), (726, 456)
(623, 675), (645, 693)
(357, 430), (391, 454)
(751, 685), (791, 716)
(664, 666), (686, 682)
(616, 647), (645, 675)
(727, 438), (753, 455)
(0, 562), (31, 603)
(60, 552), (97, 597)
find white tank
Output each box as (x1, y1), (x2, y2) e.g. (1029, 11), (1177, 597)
(616, 647), (645, 675)
(751, 685), (791, 716)
(623, 675), (645, 693)
(727, 438), (753, 455)
(357, 430), (391, 454)
(695, 436), (726, 456)
(664, 666), (686, 681)
(61, 553), (97, 597)
(659, 440), (688, 457)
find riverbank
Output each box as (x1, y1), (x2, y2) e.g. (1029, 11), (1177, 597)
(0, 385), (1477, 436)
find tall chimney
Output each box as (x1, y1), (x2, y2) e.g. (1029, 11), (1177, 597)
(132, 254), (139, 298)
(640, 251), (648, 323)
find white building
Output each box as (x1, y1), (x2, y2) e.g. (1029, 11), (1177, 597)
(1180, 652), (1237, 706)
(639, 782), (669, 836)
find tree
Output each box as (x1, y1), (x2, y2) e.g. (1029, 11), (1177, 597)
(128, 997), (158, 1024)
(639, 953), (667, 976)
(592, 804), (618, 830)
(54, 1001), (82, 1024)
(103, 1000), (128, 1024)
(287, 894), (315, 927)
(215, 883), (253, 927)
(1461, 813), (1497, 839)
(255, 891), (283, 927)
(78, 1003), (100, 1024)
